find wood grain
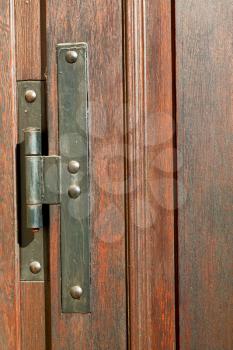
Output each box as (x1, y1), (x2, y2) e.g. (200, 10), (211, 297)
(15, 0), (46, 80)
(125, 0), (176, 348)
(20, 282), (50, 350)
(176, 1), (233, 349)
(0, 0), (20, 348)
(46, 0), (127, 349)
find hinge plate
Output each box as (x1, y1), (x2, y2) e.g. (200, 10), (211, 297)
(57, 43), (90, 313)
(18, 81), (48, 281)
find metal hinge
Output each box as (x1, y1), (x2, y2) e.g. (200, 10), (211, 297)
(18, 43), (90, 313)
(24, 127), (61, 228)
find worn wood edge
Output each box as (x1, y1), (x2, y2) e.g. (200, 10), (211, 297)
(124, 0), (176, 348)
(171, 0), (180, 348)
(13, 0), (21, 343)
(10, 0), (21, 347)
(0, 0), (21, 348)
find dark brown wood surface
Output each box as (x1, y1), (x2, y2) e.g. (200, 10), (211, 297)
(126, 0), (176, 348)
(14, 0), (176, 348)
(0, 0), (20, 348)
(15, 0), (46, 80)
(12, 0), (233, 348)
(46, 0), (127, 349)
(176, 1), (233, 349)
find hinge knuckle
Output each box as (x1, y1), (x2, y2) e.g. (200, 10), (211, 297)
(24, 128), (43, 228)
(26, 204), (43, 229)
(24, 128), (61, 228)
(24, 127), (41, 155)
(25, 155), (42, 205)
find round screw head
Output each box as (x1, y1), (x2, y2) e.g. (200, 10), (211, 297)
(68, 185), (81, 199)
(25, 89), (37, 103)
(29, 261), (41, 274)
(70, 285), (83, 299)
(68, 160), (80, 174)
(65, 50), (78, 63)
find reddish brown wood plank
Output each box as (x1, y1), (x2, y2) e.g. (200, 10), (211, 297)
(126, 0), (176, 348)
(176, 1), (233, 349)
(15, 0), (46, 80)
(0, 0), (20, 348)
(46, 0), (127, 348)
(20, 282), (50, 350)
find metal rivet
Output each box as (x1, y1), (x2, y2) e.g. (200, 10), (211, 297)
(29, 261), (41, 274)
(70, 285), (83, 299)
(68, 185), (81, 199)
(25, 89), (37, 103)
(68, 160), (80, 174)
(65, 50), (78, 63)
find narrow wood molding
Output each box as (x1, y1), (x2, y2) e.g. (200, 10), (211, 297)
(124, 0), (176, 348)
(124, 0), (147, 347)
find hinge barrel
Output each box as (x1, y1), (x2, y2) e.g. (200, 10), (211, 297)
(26, 204), (43, 229)
(25, 156), (42, 205)
(24, 127), (61, 228)
(24, 127), (41, 155)
(25, 128), (43, 228)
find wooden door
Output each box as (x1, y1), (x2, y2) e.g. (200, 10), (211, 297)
(0, 0), (232, 349)
(176, 1), (233, 349)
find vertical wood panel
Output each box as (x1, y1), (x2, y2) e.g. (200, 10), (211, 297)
(126, 0), (176, 348)
(176, 1), (233, 349)
(20, 282), (48, 350)
(15, 0), (46, 80)
(0, 0), (20, 348)
(46, 0), (127, 349)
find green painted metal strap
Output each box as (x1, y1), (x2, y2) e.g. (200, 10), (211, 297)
(57, 43), (90, 313)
